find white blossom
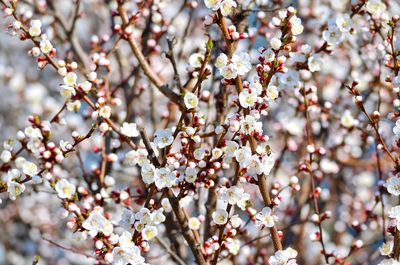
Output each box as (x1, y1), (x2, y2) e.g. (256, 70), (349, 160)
(269, 247), (298, 265)
(323, 25), (343, 45)
(22, 161), (38, 176)
(1, 150), (12, 163)
(255, 207), (276, 228)
(184, 166), (198, 183)
(189, 53), (204, 68)
(204, 0), (221, 10)
(289, 16), (303, 36)
(307, 54), (323, 72)
(154, 128), (174, 149)
(141, 163), (157, 184)
(99, 106), (112, 119)
(212, 209), (229, 225)
(7, 181), (25, 200)
(155, 167), (176, 189)
(365, 0), (386, 15)
(184, 92), (199, 109)
(386, 177), (400, 196)
(239, 89), (257, 108)
(82, 207), (113, 237)
(188, 217), (201, 230)
(40, 39), (53, 54)
(389, 206), (400, 230)
(120, 122), (139, 137)
(142, 225), (158, 241)
(341, 110), (355, 128)
(270, 37), (282, 50)
(55, 179), (76, 199)
(220, 0), (237, 16)
(63, 72), (77, 86)
(29, 20), (42, 37)
(231, 52), (252, 75)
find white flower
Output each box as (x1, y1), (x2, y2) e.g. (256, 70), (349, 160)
(380, 242), (393, 256)
(250, 81), (263, 95)
(224, 141), (239, 157)
(40, 39), (53, 54)
(79, 81), (92, 93)
(155, 167), (176, 189)
(221, 186), (249, 209)
(125, 149), (149, 166)
(220, 0), (237, 16)
(239, 89), (257, 108)
(189, 53), (204, 68)
(230, 214), (242, 228)
(29, 20), (42, 37)
(188, 217), (201, 230)
(336, 15), (352, 32)
(152, 209), (166, 224)
(389, 206), (400, 230)
(269, 247), (298, 265)
(260, 153), (275, 175)
(60, 85), (76, 98)
(220, 63), (238, 79)
(67, 101), (81, 112)
(386, 177), (400, 196)
(365, 0), (386, 16)
(118, 231), (135, 248)
(63, 72), (77, 86)
(322, 25), (343, 45)
(111, 245), (145, 265)
(239, 115), (263, 135)
(242, 154), (261, 175)
(7, 181), (25, 199)
(135, 208), (153, 224)
(185, 167), (198, 183)
(266, 86), (279, 100)
(184, 92), (199, 109)
(235, 146), (252, 165)
(226, 239), (241, 255)
(120, 122), (139, 137)
(204, 0), (221, 10)
(119, 209), (135, 230)
(255, 207), (276, 228)
(193, 148), (207, 160)
(22, 161), (38, 176)
(154, 128), (174, 149)
(1, 150), (12, 163)
(82, 207), (113, 237)
(7, 169), (21, 181)
(55, 179), (76, 199)
(212, 209), (229, 225)
(307, 54), (323, 72)
(341, 110), (355, 128)
(141, 163), (157, 184)
(216, 53), (228, 68)
(270, 37), (282, 50)
(231, 52), (251, 75)
(289, 16), (303, 35)
(263, 48), (275, 62)
(99, 106), (111, 119)
(161, 198), (172, 212)
(142, 225), (158, 241)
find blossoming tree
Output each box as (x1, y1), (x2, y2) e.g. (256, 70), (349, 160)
(0, 0), (400, 264)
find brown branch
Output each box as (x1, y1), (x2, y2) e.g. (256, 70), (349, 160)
(116, 2), (184, 110)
